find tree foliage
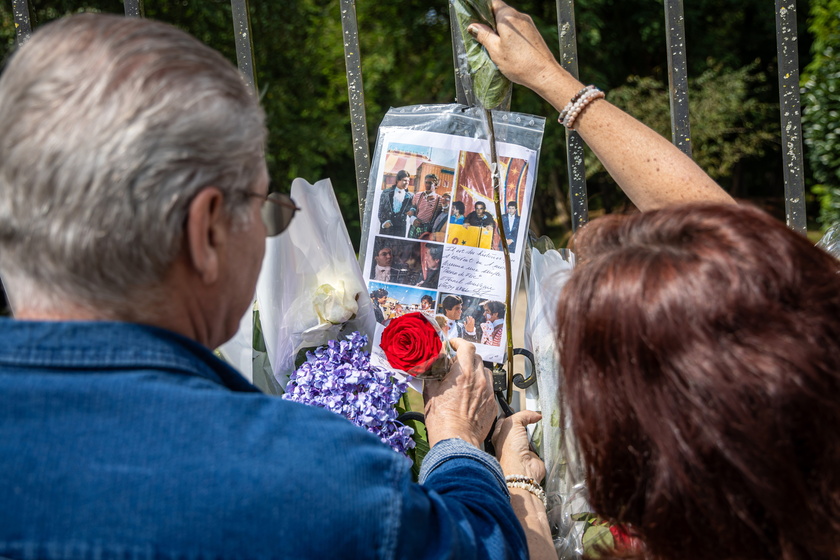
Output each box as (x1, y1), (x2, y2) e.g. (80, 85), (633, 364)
(801, 0), (840, 229)
(0, 0), (819, 243)
(589, 62), (778, 211)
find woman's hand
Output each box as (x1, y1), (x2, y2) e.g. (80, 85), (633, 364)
(494, 410), (555, 560)
(492, 410), (545, 481)
(423, 339), (495, 448)
(467, 0), (564, 93)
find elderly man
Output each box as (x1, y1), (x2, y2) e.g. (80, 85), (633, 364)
(0, 14), (535, 559)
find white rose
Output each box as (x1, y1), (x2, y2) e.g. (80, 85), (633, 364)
(312, 281), (358, 325)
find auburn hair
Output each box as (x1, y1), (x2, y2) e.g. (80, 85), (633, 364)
(557, 204), (840, 560)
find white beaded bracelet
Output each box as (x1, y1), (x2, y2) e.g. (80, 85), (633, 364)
(558, 85), (605, 130)
(505, 475), (547, 507)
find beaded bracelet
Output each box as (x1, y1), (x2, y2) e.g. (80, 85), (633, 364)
(558, 85), (605, 130)
(505, 474), (547, 507)
(558, 85), (593, 123)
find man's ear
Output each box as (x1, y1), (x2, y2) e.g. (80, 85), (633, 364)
(185, 187), (228, 284)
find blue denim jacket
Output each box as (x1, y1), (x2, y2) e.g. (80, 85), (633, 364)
(0, 319), (527, 560)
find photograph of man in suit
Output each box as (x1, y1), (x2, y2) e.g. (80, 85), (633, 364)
(440, 295), (478, 342)
(370, 245), (396, 283)
(369, 238), (415, 285)
(370, 289), (389, 324)
(378, 170), (413, 236)
(502, 201), (521, 253)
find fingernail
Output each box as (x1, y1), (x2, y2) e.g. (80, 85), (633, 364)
(467, 25), (478, 37)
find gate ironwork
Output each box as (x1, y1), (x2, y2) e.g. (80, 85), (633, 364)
(7, 0), (809, 232)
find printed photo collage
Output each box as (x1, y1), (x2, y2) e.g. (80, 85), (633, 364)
(363, 130), (537, 364)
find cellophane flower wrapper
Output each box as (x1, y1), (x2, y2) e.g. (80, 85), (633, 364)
(256, 178), (376, 392)
(380, 312), (453, 381)
(524, 236), (590, 559)
(817, 222), (840, 260)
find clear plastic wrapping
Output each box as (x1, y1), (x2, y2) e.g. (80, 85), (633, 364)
(256, 178), (376, 390)
(817, 222), (840, 259)
(359, 103), (545, 285)
(524, 236), (590, 558)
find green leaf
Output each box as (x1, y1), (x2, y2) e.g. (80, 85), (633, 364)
(451, 0), (512, 109)
(405, 419), (430, 481)
(294, 346), (320, 369)
(570, 511), (600, 523)
(397, 392), (430, 481)
(582, 524), (615, 558)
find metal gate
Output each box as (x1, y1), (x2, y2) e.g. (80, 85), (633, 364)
(8, 0), (808, 233)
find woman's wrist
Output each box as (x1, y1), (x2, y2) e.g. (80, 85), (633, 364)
(505, 474), (547, 507)
(531, 62), (584, 114)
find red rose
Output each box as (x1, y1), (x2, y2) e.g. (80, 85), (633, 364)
(381, 312), (449, 378)
(609, 525), (641, 552)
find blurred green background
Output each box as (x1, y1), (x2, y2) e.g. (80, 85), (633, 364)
(1, 0), (838, 255)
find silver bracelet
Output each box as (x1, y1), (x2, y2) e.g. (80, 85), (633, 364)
(505, 474), (547, 507)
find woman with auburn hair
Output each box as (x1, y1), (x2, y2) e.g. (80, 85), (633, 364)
(556, 203), (840, 560)
(469, 1), (840, 559)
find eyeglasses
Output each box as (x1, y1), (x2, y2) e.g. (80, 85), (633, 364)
(244, 191), (300, 237)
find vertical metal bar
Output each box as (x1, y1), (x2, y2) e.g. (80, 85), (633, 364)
(124, 0), (144, 18)
(664, 0), (693, 157)
(557, 0), (588, 231)
(7, 0), (31, 317)
(11, 0), (32, 47)
(230, 0), (258, 96)
(339, 0), (371, 222)
(775, 0), (807, 234)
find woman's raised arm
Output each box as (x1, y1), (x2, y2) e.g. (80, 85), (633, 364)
(468, 0), (735, 211)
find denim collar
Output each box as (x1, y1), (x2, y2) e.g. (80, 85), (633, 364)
(0, 318), (259, 393)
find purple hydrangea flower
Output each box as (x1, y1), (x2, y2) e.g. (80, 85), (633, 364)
(283, 332), (415, 455)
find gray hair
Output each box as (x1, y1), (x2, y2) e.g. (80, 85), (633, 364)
(0, 13), (267, 313)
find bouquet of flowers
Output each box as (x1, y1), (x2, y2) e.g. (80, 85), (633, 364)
(283, 332), (415, 455)
(256, 178), (376, 390)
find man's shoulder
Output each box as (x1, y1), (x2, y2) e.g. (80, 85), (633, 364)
(0, 382), (411, 557)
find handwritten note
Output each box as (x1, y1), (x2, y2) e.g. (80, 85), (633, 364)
(438, 245), (508, 299)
